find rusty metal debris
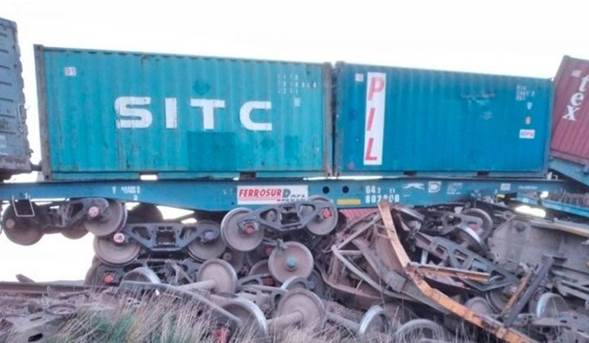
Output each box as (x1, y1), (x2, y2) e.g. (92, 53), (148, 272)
(378, 201), (534, 343)
(2, 198), (589, 342)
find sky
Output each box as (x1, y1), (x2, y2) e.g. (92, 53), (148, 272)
(2, 0), (589, 281)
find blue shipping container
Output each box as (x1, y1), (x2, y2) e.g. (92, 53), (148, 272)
(0, 17), (30, 177)
(35, 46), (331, 180)
(334, 63), (552, 176)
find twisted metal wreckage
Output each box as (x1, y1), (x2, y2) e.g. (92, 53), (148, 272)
(1, 199), (589, 342)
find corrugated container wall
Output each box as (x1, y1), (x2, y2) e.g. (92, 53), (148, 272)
(0, 17), (31, 178)
(334, 63), (552, 176)
(551, 56), (589, 164)
(35, 46), (331, 180)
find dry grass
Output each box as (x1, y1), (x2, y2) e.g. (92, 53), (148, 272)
(48, 292), (223, 343)
(15, 291), (480, 343)
(44, 292), (355, 343)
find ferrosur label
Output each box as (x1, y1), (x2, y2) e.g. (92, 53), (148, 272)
(237, 185), (308, 205)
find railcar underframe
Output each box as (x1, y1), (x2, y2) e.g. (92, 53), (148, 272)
(0, 177), (565, 211)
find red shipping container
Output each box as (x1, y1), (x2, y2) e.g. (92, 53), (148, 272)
(551, 56), (589, 164)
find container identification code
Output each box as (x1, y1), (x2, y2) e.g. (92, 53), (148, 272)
(237, 185), (308, 205)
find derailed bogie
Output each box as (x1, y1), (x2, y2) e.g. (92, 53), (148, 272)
(220, 197), (338, 252)
(1, 198), (128, 245)
(85, 256), (202, 286)
(0, 196), (233, 272)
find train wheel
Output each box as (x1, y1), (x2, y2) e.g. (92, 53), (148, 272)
(268, 241), (314, 283)
(305, 196), (338, 236)
(84, 257), (123, 286)
(465, 296), (494, 315)
(484, 276), (510, 313)
(358, 305), (392, 340)
(393, 319), (448, 342)
(532, 293), (575, 342)
(93, 235), (140, 266)
(187, 220), (226, 261)
(275, 289), (326, 330)
(221, 208), (263, 252)
(2, 205), (43, 246)
(462, 208), (494, 240)
(248, 259), (270, 276)
(62, 224), (88, 239)
(534, 292), (569, 318)
(455, 226), (484, 252)
(84, 200), (127, 237)
(221, 298), (268, 338)
(127, 203), (163, 223)
(196, 259), (238, 294)
(122, 267), (161, 284)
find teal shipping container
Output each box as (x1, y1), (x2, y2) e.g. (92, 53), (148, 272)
(35, 46), (331, 180)
(334, 63), (552, 176)
(0, 17), (30, 178)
